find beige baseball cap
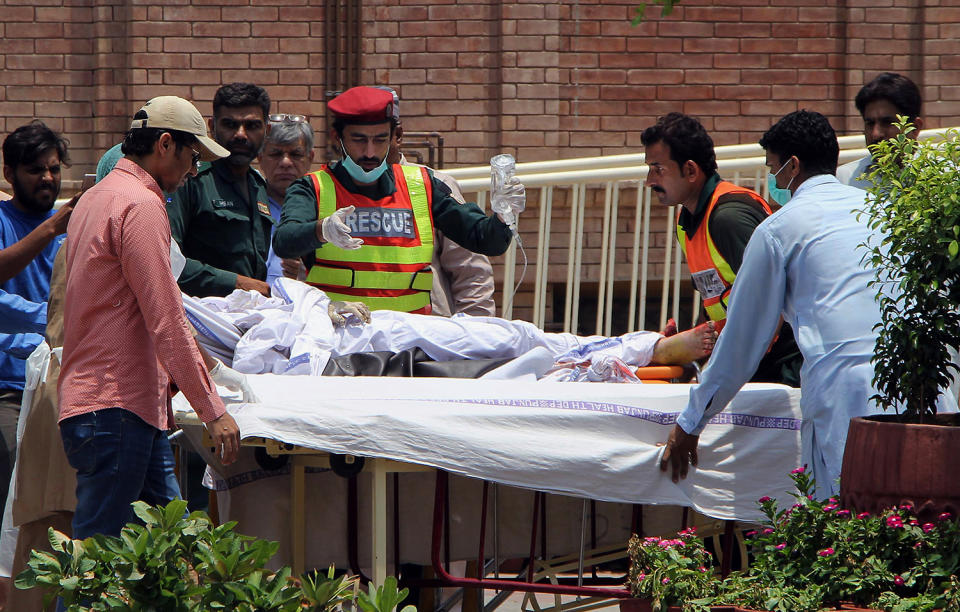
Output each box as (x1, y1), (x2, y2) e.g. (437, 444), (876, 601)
(130, 96), (229, 161)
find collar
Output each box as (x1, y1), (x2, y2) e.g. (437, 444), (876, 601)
(791, 173), (838, 200)
(116, 157), (164, 200)
(211, 158), (265, 185)
(677, 173), (722, 236)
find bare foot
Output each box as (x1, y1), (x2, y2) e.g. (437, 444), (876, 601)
(650, 320), (717, 365)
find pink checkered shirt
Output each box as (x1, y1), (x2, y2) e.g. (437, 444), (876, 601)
(59, 158), (225, 429)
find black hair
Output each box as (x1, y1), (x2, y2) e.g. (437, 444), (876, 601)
(213, 82), (271, 119)
(331, 116), (398, 140)
(2, 120), (70, 169)
(855, 72), (922, 120)
(640, 112), (718, 175)
(121, 111), (198, 157)
(759, 110), (839, 176)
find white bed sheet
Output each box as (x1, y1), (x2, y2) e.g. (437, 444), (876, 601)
(175, 375), (802, 523)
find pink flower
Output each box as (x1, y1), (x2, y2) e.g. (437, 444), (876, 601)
(922, 523), (935, 533)
(886, 516), (904, 529)
(857, 512), (871, 519)
(836, 510), (851, 518)
(775, 543), (787, 550)
(894, 575), (904, 586)
(823, 504), (838, 512)
(909, 519), (919, 526)
(758, 496), (771, 503)
(914, 541), (923, 549)
(817, 547), (835, 557)
(762, 528), (775, 535)
(678, 527), (697, 536)
(745, 530), (757, 538)
(899, 504), (914, 511)
(828, 497), (838, 504)
(643, 537), (661, 546)
(637, 572), (646, 581)
(791, 466), (806, 474)
(698, 566), (708, 573)
(939, 512), (953, 521)
(661, 577), (670, 585)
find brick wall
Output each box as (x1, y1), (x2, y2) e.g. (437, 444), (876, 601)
(0, 0), (956, 328)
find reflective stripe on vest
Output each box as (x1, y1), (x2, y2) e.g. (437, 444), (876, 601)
(322, 289), (431, 313)
(677, 181), (771, 322)
(305, 164), (435, 312)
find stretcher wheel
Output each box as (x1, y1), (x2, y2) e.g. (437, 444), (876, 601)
(330, 453), (365, 478)
(254, 447), (289, 471)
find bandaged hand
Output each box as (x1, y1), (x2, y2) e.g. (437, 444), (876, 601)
(321, 205), (364, 250)
(210, 359), (259, 403)
(328, 300), (372, 327)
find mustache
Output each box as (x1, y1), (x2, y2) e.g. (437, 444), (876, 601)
(358, 156), (382, 165)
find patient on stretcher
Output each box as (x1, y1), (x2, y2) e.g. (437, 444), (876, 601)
(183, 278), (716, 381)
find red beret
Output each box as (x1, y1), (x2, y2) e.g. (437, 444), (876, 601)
(328, 86), (397, 124)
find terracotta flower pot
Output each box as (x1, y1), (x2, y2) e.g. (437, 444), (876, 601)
(840, 414), (960, 522)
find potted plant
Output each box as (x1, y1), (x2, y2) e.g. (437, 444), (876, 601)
(840, 118), (960, 520)
(623, 469), (960, 611)
(15, 499), (416, 612)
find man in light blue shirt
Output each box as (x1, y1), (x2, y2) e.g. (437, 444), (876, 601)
(661, 110), (883, 496)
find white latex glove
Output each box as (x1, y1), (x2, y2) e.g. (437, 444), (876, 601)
(328, 300), (372, 326)
(321, 205), (364, 250)
(492, 176), (526, 227)
(210, 360), (259, 403)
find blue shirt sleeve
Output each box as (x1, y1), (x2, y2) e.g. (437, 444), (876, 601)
(0, 289), (46, 336)
(677, 225), (788, 435)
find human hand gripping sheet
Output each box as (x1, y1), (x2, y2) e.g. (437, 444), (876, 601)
(321, 205), (363, 250)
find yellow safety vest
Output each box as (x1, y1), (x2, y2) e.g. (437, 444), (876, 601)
(305, 164), (435, 313)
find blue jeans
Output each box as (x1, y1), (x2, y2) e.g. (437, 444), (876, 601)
(60, 407), (181, 540)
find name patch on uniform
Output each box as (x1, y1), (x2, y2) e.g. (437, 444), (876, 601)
(211, 199), (237, 210)
(344, 208), (415, 238)
(691, 269), (726, 299)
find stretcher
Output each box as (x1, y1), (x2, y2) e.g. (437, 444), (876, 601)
(173, 373), (803, 602)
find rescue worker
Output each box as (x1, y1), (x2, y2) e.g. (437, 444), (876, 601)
(641, 112), (802, 386)
(167, 82), (273, 297)
(273, 86), (518, 314)
(380, 87), (496, 317)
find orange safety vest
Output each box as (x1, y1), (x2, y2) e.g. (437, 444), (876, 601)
(677, 181), (771, 328)
(305, 164), (435, 313)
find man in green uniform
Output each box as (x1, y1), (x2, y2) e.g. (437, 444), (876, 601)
(641, 112), (802, 386)
(167, 82), (273, 297)
(273, 86), (519, 313)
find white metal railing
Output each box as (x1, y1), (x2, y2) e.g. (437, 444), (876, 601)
(451, 128), (955, 334)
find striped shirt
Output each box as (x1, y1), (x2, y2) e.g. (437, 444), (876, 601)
(59, 158), (225, 429)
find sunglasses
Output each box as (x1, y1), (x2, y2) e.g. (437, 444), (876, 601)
(268, 113), (307, 125)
